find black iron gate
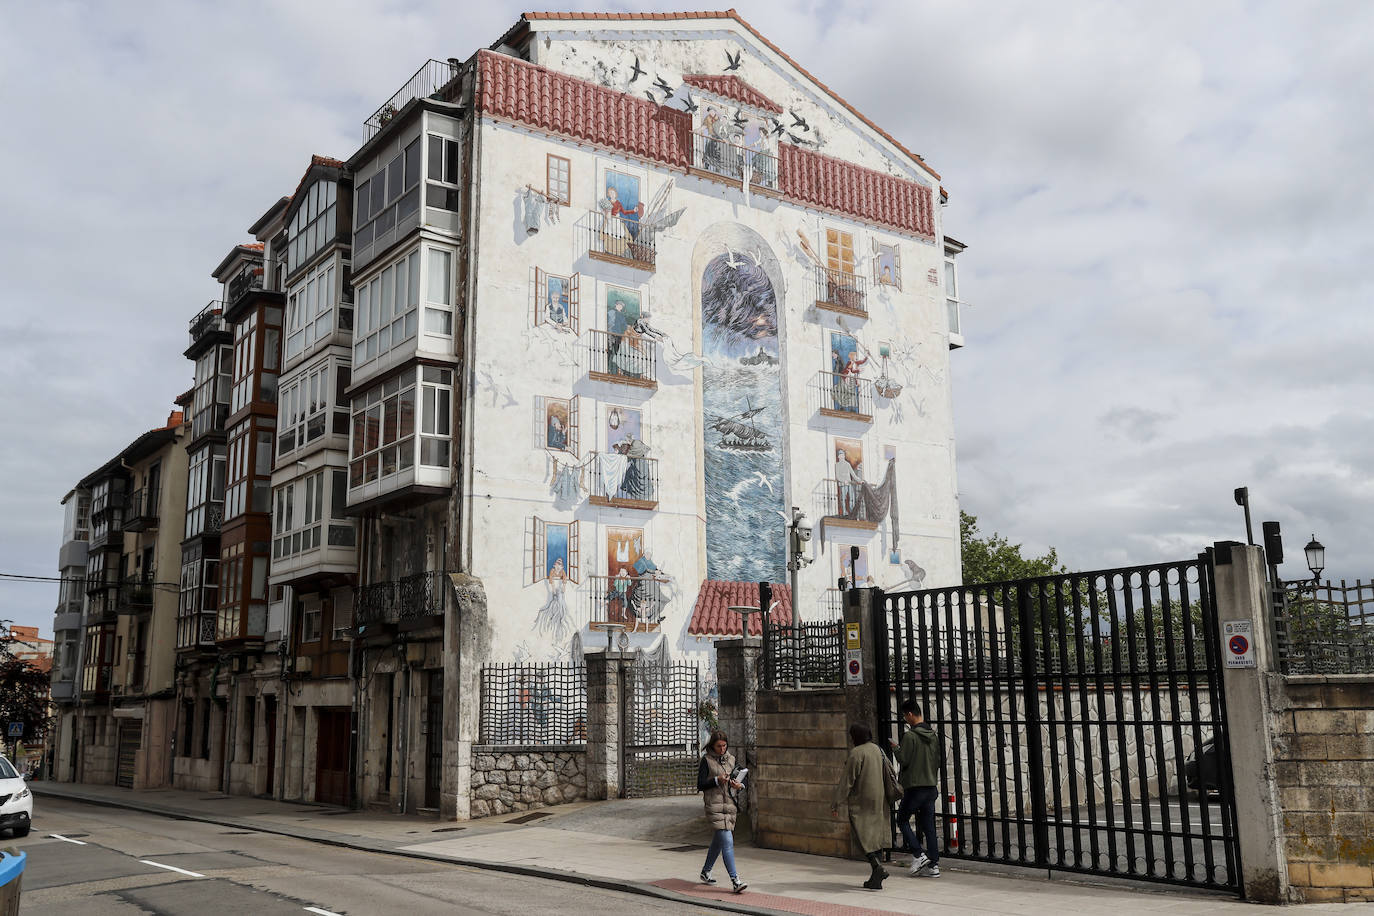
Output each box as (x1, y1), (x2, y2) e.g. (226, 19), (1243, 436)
(875, 554), (1242, 894)
(622, 661), (701, 798)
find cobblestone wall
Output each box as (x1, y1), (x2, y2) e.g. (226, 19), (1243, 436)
(1271, 674), (1374, 904)
(469, 746), (587, 818)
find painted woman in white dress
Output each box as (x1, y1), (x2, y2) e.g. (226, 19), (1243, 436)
(535, 557), (569, 640)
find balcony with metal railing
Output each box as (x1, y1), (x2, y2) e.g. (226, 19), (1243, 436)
(116, 574), (156, 614)
(585, 328), (658, 390)
(355, 570), (449, 626)
(583, 574), (663, 632)
(578, 209), (657, 272)
(187, 300), (228, 353)
(588, 455), (659, 510)
(122, 486), (160, 532)
(811, 371), (874, 423)
(226, 259), (265, 311)
(813, 478), (880, 532)
(691, 132), (778, 190)
(811, 265), (868, 319)
(364, 58), (463, 141)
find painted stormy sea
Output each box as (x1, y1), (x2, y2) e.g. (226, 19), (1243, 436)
(701, 252), (787, 584)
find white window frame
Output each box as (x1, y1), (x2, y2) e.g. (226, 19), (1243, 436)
(352, 248), (420, 370)
(286, 258), (337, 362)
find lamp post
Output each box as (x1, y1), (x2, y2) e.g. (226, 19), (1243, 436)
(1304, 535), (1325, 581)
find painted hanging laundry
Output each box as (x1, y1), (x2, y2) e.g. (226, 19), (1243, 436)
(596, 452), (630, 501)
(550, 462), (582, 502)
(521, 186), (546, 234)
(818, 457), (901, 549)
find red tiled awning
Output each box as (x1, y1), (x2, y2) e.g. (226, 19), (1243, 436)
(689, 580), (793, 637)
(681, 74), (782, 114)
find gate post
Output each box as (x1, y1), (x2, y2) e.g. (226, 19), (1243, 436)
(1212, 541), (1287, 902)
(1017, 585), (1050, 867)
(585, 650), (625, 800)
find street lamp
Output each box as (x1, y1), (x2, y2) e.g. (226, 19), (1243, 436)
(1304, 535), (1325, 581)
(728, 605), (760, 641)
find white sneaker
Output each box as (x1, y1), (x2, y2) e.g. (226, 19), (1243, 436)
(731, 876), (748, 894)
(698, 869), (716, 885)
(917, 864), (941, 878)
(908, 853), (930, 876)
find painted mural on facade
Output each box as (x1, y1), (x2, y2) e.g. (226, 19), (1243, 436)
(701, 247), (786, 583)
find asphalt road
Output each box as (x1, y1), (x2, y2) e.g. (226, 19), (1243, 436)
(8, 797), (712, 915)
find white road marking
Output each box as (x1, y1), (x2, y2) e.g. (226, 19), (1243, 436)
(139, 859), (206, 878)
(49, 834), (87, 845)
(304, 908), (344, 916)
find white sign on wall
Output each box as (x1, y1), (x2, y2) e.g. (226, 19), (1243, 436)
(845, 649), (863, 685)
(1222, 619), (1256, 669)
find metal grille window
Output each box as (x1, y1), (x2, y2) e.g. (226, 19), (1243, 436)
(1275, 579), (1374, 674)
(760, 619), (844, 688)
(479, 663), (587, 745)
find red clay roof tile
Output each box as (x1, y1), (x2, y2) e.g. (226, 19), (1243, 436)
(681, 74), (782, 113)
(688, 580), (793, 637)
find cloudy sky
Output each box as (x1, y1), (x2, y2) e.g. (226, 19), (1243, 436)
(3, 1), (1370, 637)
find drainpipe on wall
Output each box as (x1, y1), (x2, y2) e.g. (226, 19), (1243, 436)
(347, 633), (359, 809)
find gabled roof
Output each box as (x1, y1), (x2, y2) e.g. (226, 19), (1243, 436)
(210, 242), (263, 281)
(282, 154), (348, 229)
(680, 74), (781, 114)
(688, 580), (793, 637)
(518, 9), (939, 180)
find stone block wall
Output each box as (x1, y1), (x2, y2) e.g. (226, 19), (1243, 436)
(753, 689), (853, 857)
(1271, 673), (1374, 904)
(469, 745), (587, 818)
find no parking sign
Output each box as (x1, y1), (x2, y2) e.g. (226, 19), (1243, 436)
(1223, 619), (1255, 669)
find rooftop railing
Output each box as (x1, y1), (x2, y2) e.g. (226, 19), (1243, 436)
(227, 260), (264, 308)
(188, 300), (226, 347)
(364, 59), (463, 141)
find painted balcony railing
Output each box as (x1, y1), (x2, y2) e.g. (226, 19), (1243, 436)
(188, 300), (226, 348)
(811, 265), (868, 318)
(364, 58), (462, 140)
(585, 575), (663, 631)
(355, 570), (448, 626)
(589, 455), (659, 509)
(691, 132), (779, 190)
(117, 574), (156, 613)
(122, 486), (160, 532)
(814, 478), (880, 531)
(585, 328), (658, 389)
(578, 209), (656, 271)
(812, 370), (875, 422)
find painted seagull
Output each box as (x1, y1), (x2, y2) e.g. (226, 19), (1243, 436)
(653, 75), (674, 98)
(752, 471), (775, 494)
(724, 49), (742, 71)
(790, 110), (810, 131)
(749, 249), (763, 268)
(723, 245), (743, 270)
(628, 55), (646, 82)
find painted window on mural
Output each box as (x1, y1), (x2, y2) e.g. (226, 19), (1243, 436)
(606, 405), (642, 452)
(599, 169), (643, 237)
(602, 526), (645, 627)
(828, 331), (869, 414)
(531, 518), (580, 584)
(535, 395), (579, 456)
(532, 268), (579, 333)
(840, 546), (871, 588)
(832, 436), (864, 517)
(873, 240), (902, 289)
(825, 228), (855, 276)
(603, 285), (649, 380)
(546, 154), (570, 206)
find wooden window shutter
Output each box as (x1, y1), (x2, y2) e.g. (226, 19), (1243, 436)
(569, 396), (580, 457)
(532, 267), (545, 327)
(568, 521), (580, 584)
(532, 517), (547, 584)
(569, 273), (581, 334)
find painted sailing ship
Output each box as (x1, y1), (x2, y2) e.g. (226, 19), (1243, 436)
(738, 346), (779, 367)
(710, 399), (772, 452)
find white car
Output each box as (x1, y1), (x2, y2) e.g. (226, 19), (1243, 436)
(0, 755), (31, 837)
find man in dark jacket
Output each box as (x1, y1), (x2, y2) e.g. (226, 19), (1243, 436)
(892, 699), (941, 877)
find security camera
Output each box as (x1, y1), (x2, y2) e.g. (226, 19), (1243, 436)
(795, 523), (813, 543)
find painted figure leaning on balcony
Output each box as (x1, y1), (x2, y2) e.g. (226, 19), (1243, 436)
(599, 184), (644, 241)
(611, 436), (652, 500)
(832, 350), (868, 413)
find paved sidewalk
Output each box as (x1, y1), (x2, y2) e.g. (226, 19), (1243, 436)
(29, 781), (1356, 914)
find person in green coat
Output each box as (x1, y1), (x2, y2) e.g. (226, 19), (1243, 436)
(831, 723), (890, 889)
(891, 699), (941, 877)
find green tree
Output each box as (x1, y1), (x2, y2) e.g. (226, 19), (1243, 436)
(0, 621), (51, 755)
(960, 510), (1067, 585)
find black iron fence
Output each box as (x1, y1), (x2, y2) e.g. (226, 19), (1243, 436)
(760, 618), (845, 689)
(624, 661), (701, 797)
(691, 131), (779, 189)
(811, 265), (867, 316)
(355, 571), (447, 626)
(877, 557), (1240, 893)
(1274, 578), (1374, 674)
(188, 300), (225, 346)
(813, 370), (875, 419)
(585, 328), (658, 385)
(579, 209), (657, 271)
(479, 663), (587, 745)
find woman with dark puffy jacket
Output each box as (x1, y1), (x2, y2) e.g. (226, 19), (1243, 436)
(696, 729), (747, 893)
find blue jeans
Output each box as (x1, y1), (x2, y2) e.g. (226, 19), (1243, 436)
(897, 786), (939, 864)
(702, 828), (737, 879)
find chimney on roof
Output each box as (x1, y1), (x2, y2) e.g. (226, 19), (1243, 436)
(167, 409), (185, 429)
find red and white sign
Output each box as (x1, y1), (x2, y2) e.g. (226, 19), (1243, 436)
(1223, 619), (1255, 669)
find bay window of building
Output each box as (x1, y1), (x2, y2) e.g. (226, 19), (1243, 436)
(184, 446), (226, 538)
(277, 359), (350, 459)
(64, 493), (91, 543)
(419, 367), (452, 468)
(349, 371), (416, 487)
(287, 180), (337, 276)
(353, 248), (419, 369)
(285, 258), (347, 363)
(217, 539), (268, 643)
(353, 137), (421, 253)
(273, 468), (355, 562)
(225, 420), (274, 521)
(426, 134), (461, 212)
(423, 247), (454, 336)
(177, 543), (217, 650)
(230, 308), (283, 414)
(944, 255), (961, 336)
(90, 478), (124, 543)
(192, 344), (233, 436)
